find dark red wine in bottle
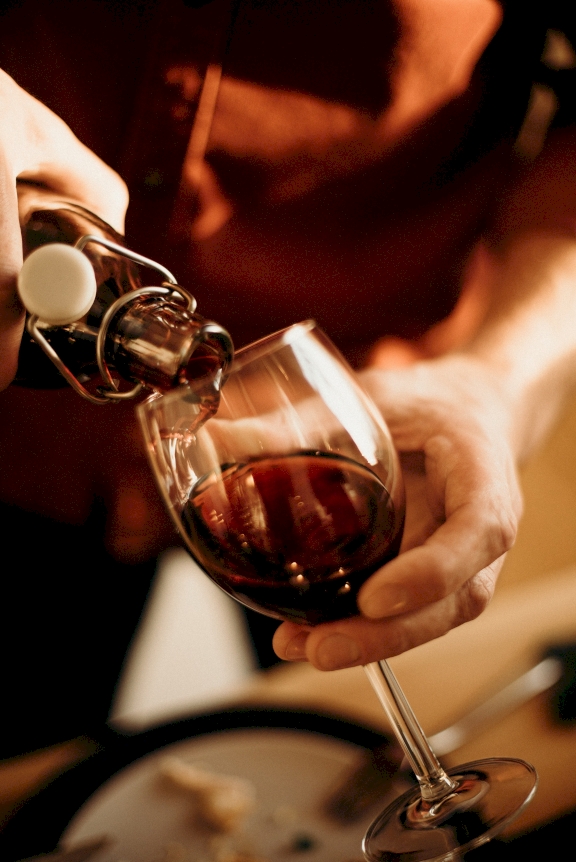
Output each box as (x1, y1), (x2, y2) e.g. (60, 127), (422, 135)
(182, 451), (404, 624)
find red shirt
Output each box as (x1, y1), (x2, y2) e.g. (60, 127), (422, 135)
(0, 0), (556, 361)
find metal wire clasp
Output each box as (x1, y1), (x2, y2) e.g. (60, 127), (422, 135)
(26, 234), (197, 405)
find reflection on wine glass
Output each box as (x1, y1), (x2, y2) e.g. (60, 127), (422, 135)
(138, 321), (536, 862)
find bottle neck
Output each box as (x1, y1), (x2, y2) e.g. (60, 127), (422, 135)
(105, 295), (233, 394)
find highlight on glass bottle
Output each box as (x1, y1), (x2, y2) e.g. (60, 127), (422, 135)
(15, 183), (233, 405)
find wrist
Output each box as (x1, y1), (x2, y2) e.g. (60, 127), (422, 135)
(360, 352), (517, 456)
(462, 232), (576, 460)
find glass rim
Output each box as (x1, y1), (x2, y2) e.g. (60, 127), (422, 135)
(231, 319), (317, 371)
(136, 320), (320, 416)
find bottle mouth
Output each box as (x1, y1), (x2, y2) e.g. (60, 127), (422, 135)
(183, 322), (234, 388)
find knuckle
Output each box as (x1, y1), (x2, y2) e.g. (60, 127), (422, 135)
(495, 514), (517, 555)
(458, 571), (495, 622)
(376, 623), (413, 660)
(367, 562), (501, 663)
(109, 169), (129, 202)
(483, 500), (518, 557)
(498, 506), (518, 551)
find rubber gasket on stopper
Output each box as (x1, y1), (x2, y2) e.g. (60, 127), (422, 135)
(18, 243), (97, 326)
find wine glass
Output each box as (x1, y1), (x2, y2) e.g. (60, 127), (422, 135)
(137, 320), (537, 862)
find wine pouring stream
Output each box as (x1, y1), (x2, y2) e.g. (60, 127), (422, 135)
(16, 206), (536, 858)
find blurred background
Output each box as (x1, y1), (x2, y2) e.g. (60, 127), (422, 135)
(1, 4), (576, 854)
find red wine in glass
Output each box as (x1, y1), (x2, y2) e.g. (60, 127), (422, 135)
(181, 450), (404, 624)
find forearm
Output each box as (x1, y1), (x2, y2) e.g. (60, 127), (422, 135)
(453, 124), (576, 460)
(462, 231), (576, 462)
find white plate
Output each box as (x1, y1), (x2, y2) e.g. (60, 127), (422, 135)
(62, 727), (388, 862)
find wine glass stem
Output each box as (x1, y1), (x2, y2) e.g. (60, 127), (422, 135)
(364, 661), (457, 802)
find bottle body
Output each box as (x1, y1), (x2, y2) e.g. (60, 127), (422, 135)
(15, 185), (233, 400)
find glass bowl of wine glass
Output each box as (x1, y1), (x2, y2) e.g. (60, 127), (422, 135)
(138, 319), (405, 625)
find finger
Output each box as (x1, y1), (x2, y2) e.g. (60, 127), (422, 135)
(0, 161), (25, 389)
(357, 436), (519, 620)
(19, 120), (129, 233)
(1, 71), (128, 231)
(274, 559), (503, 670)
(358, 502), (511, 620)
(273, 623), (312, 661)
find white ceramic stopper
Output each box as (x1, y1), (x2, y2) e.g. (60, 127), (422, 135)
(18, 243), (98, 326)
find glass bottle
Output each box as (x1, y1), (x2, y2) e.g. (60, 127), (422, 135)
(15, 184), (233, 405)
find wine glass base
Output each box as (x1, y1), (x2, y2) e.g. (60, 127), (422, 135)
(362, 758), (537, 862)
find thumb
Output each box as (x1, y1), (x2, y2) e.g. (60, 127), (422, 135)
(0, 170), (24, 390)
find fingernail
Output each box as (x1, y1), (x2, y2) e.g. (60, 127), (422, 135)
(284, 630), (309, 660)
(316, 634), (361, 670)
(361, 585), (409, 619)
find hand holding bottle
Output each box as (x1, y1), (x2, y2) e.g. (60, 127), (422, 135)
(0, 69), (128, 390)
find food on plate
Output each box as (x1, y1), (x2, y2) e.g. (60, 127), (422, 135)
(159, 757), (257, 833)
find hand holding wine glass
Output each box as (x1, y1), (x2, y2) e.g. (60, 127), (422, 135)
(138, 322), (536, 862)
(274, 354), (523, 671)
